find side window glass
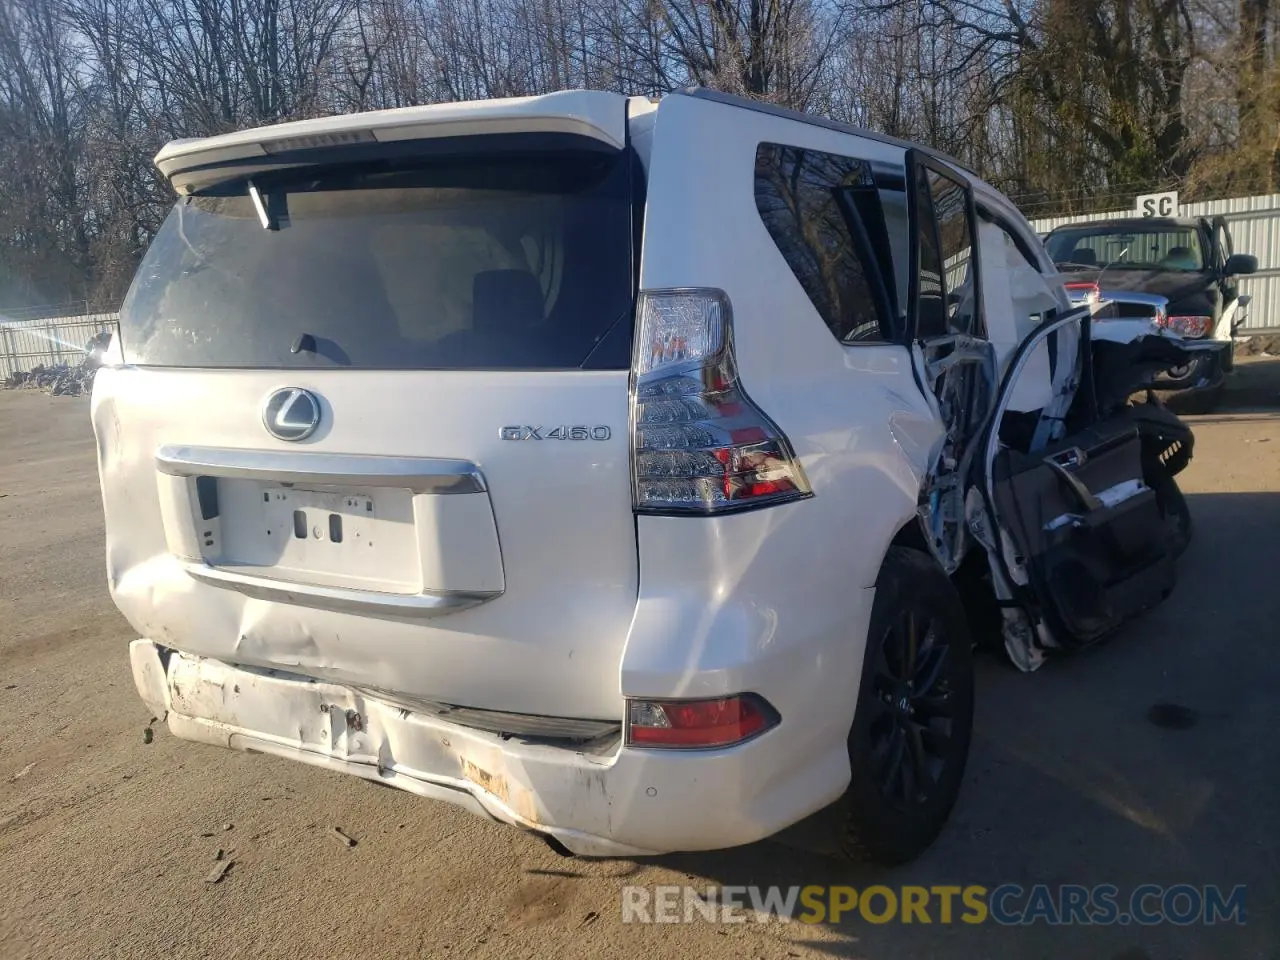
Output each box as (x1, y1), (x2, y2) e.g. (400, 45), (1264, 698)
(913, 166), (947, 338)
(983, 214), (1059, 337)
(754, 143), (905, 344)
(926, 168), (981, 337)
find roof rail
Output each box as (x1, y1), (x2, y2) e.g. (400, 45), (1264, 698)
(670, 87), (979, 180)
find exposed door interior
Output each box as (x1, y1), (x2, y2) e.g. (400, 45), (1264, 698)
(977, 309), (1177, 670)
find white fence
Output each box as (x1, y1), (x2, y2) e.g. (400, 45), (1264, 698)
(0, 312), (119, 379)
(1030, 193), (1280, 333)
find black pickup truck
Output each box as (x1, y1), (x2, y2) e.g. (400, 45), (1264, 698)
(1043, 216), (1258, 412)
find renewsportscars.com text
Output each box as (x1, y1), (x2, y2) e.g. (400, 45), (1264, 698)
(621, 884), (1246, 926)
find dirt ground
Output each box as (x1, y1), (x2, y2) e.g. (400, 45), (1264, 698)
(2, 364), (1279, 960)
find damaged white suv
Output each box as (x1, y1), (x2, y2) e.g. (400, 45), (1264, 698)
(96, 88), (1184, 865)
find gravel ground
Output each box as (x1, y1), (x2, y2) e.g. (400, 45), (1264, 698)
(2, 367), (1278, 960)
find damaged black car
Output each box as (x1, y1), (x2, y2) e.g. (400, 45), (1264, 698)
(1044, 216), (1257, 412)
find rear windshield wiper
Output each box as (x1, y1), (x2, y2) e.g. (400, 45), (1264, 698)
(247, 180), (277, 231)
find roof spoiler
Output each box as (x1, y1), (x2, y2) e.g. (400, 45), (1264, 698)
(155, 90), (631, 194)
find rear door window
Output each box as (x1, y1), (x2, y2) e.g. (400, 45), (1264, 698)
(120, 148), (637, 369)
(753, 142), (907, 344)
(923, 167), (982, 337)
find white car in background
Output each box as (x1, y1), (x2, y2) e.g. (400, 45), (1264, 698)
(94, 88), (1184, 865)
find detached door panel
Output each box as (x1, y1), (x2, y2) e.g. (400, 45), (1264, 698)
(987, 315), (1174, 647)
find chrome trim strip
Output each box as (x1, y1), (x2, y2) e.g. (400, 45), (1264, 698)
(1097, 289), (1168, 311)
(156, 445), (486, 494)
(181, 562), (499, 619)
(347, 689), (622, 742)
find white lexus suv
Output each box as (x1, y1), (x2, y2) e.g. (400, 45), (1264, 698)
(95, 88), (1179, 865)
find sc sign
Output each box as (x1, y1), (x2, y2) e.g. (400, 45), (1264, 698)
(1136, 191), (1178, 217)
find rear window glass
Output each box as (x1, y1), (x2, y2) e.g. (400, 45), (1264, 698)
(120, 150), (636, 369)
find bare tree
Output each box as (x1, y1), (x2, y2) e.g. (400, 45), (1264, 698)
(0, 0), (1273, 310)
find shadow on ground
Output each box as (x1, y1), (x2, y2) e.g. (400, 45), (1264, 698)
(639, 491), (1280, 959)
(1166, 354), (1280, 416)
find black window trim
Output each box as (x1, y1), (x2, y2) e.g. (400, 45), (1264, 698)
(905, 150), (986, 343)
(832, 185), (900, 345)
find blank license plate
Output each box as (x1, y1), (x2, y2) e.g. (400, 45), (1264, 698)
(265, 487), (375, 546)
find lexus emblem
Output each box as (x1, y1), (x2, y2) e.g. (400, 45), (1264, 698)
(262, 388), (321, 441)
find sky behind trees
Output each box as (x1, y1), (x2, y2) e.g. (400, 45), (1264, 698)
(0, 0), (1276, 309)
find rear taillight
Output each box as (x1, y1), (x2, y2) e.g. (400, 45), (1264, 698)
(626, 694), (779, 748)
(1161, 315), (1213, 339)
(630, 289), (811, 514)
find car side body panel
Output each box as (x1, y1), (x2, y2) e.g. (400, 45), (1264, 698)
(620, 92), (943, 817)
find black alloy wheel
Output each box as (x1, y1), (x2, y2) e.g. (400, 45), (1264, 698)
(837, 546), (975, 866)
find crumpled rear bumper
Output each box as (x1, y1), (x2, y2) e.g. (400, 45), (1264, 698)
(130, 640), (846, 857)
(1156, 341), (1228, 393)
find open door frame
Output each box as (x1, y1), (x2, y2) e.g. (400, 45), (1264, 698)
(902, 149), (999, 574)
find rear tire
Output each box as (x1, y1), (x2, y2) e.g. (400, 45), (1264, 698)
(835, 547), (975, 866)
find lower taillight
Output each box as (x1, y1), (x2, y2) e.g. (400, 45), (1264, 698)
(630, 289), (811, 514)
(1161, 315), (1213, 338)
(626, 694), (779, 748)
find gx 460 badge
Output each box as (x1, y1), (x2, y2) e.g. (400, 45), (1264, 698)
(500, 425), (612, 441)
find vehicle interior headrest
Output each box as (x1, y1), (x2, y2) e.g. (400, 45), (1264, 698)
(1069, 247), (1098, 266)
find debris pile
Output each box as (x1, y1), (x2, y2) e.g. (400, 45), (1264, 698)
(1238, 334), (1280, 358)
(3, 360), (97, 396)
(3, 331), (111, 396)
